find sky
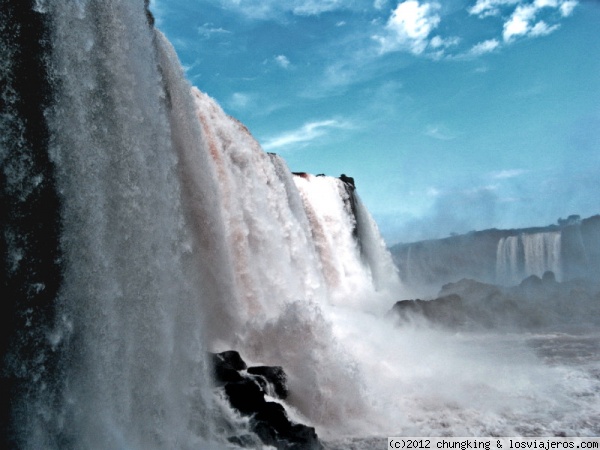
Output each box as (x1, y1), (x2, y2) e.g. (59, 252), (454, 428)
(150, 0), (600, 245)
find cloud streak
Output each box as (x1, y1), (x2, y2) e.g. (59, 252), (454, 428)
(216, 0), (368, 19)
(262, 119), (352, 151)
(490, 169), (528, 179)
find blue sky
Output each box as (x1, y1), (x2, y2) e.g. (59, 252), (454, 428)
(150, 0), (600, 244)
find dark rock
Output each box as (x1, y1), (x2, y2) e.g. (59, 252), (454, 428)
(212, 350), (324, 449)
(520, 274), (543, 288)
(390, 294), (465, 327)
(247, 365), (289, 399)
(144, 0), (155, 26)
(391, 274), (600, 331)
(210, 350), (247, 385)
(252, 401), (322, 449)
(1, 3), (64, 447)
(224, 378), (265, 415)
(439, 278), (501, 301)
(339, 174), (355, 189)
(227, 434), (261, 448)
(217, 350), (247, 371)
(542, 270), (557, 284)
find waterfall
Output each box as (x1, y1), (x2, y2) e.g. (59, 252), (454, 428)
(189, 91), (401, 428)
(522, 232), (562, 280)
(2, 2), (233, 447)
(1, 1), (402, 446)
(496, 232), (562, 285)
(496, 235), (522, 286)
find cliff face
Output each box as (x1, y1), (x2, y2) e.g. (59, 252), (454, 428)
(391, 215), (600, 294)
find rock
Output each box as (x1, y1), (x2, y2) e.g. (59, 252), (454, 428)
(144, 0), (155, 26)
(210, 350), (247, 385)
(390, 294), (465, 327)
(439, 278), (501, 302)
(223, 378), (265, 415)
(210, 350), (323, 449)
(339, 174), (355, 189)
(247, 365), (288, 399)
(252, 402), (321, 450)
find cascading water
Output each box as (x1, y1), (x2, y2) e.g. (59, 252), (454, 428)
(496, 232), (562, 285)
(190, 89), (403, 431)
(523, 232), (562, 280)
(3, 2), (600, 449)
(2, 1), (235, 448)
(496, 235), (523, 286)
(1, 2), (402, 443)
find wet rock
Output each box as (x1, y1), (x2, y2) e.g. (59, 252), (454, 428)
(210, 350), (323, 449)
(210, 350), (246, 385)
(247, 365), (288, 399)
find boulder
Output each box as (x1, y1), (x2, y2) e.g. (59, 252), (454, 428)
(209, 350), (323, 449)
(210, 350), (247, 385)
(247, 365), (289, 399)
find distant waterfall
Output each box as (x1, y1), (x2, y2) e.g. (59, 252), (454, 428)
(496, 236), (523, 286)
(523, 232), (562, 279)
(496, 232), (562, 285)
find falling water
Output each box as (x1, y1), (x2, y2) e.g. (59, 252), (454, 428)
(496, 235), (523, 285)
(496, 232), (562, 285)
(2, 2), (600, 449)
(3, 1), (235, 447)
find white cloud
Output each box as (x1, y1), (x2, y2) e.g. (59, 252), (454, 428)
(501, 0), (573, 41)
(228, 92), (252, 110)
(292, 0), (343, 15)
(469, 38), (500, 56)
(374, 1), (441, 55)
(430, 35), (460, 49)
(374, 0), (388, 9)
(534, 0), (559, 8)
(197, 23), (231, 38)
(559, 0), (577, 16)
(503, 4), (537, 41)
(275, 55), (291, 69)
(468, 0), (520, 17)
(491, 169), (528, 179)
(262, 119), (351, 151)
(530, 20), (560, 36)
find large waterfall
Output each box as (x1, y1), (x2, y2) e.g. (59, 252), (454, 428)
(1, 1), (400, 447)
(3, 2), (600, 448)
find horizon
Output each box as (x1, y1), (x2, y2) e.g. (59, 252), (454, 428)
(150, 0), (600, 245)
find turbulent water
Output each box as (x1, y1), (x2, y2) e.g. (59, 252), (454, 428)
(1, 2), (599, 449)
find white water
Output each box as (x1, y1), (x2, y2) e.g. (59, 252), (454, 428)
(9, 2), (600, 448)
(32, 2), (230, 447)
(496, 232), (562, 285)
(191, 91), (403, 431)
